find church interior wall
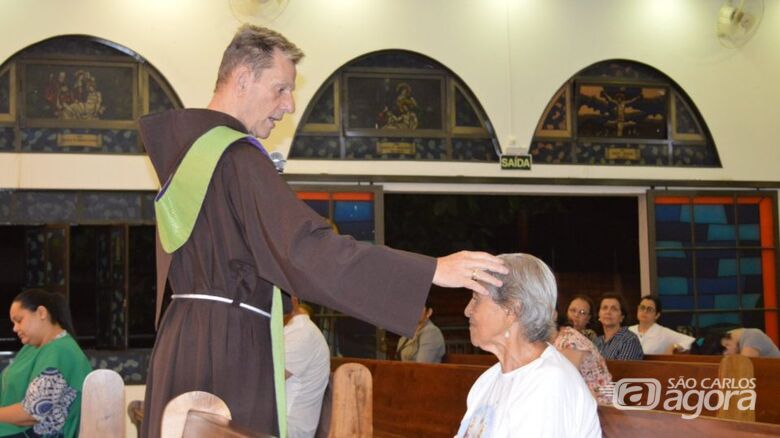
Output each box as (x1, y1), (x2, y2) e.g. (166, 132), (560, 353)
(0, 0), (778, 190)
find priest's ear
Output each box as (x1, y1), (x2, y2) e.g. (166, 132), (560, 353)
(232, 65), (253, 95)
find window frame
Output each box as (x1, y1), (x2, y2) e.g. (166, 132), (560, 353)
(647, 190), (779, 343)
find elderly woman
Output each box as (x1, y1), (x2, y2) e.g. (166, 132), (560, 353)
(565, 295), (598, 343)
(457, 253), (600, 437)
(0, 289), (92, 437)
(628, 295), (695, 355)
(595, 293), (643, 360)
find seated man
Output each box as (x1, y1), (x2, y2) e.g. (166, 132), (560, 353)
(396, 297), (446, 363)
(284, 297), (330, 438)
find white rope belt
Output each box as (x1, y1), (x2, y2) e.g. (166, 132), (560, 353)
(171, 293), (271, 319)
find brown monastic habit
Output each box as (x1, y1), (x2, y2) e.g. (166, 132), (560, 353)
(139, 109), (435, 437)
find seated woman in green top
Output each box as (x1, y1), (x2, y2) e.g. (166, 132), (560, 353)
(0, 289), (92, 437)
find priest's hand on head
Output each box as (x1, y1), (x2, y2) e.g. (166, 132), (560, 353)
(433, 251), (507, 295)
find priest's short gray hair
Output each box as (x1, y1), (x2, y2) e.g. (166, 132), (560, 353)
(215, 24), (305, 91)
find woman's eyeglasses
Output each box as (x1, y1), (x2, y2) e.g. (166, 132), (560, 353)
(638, 305), (656, 313)
(569, 309), (589, 316)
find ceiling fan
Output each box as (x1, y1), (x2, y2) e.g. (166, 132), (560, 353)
(716, 0), (764, 48)
(229, 0), (290, 24)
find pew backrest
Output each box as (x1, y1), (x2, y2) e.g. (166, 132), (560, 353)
(598, 405), (780, 437)
(331, 357), (484, 437)
(161, 390), (231, 438)
(325, 362), (372, 437)
(79, 369), (125, 438)
(442, 353), (497, 366)
(182, 411), (272, 438)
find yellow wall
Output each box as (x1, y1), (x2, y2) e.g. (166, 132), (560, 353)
(1, 0), (778, 189)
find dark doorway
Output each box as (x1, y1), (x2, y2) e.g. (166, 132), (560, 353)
(383, 194), (640, 353)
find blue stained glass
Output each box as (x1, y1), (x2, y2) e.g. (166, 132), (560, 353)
(303, 200), (329, 219)
(698, 312), (740, 328)
(680, 205), (691, 222)
(698, 295), (714, 308)
(740, 257), (761, 275)
(661, 312), (694, 329)
(713, 294), (739, 308)
(656, 245), (685, 257)
(657, 253), (691, 277)
(737, 224), (760, 242)
(736, 204), (759, 225)
(717, 259), (737, 276)
(335, 221), (374, 241)
(334, 201), (372, 222)
(656, 223), (692, 243)
(742, 311), (766, 332)
(742, 275), (764, 295)
(707, 224), (736, 241)
(696, 249), (736, 277)
(656, 205), (681, 222)
(698, 277), (737, 294)
(660, 295), (694, 309)
(693, 205), (727, 224)
(741, 294), (761, 309)
(656, 240), (683, 249)
(658, 277), (689, 295)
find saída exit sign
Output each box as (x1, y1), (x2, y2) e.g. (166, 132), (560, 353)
(500, 154), (532, 170)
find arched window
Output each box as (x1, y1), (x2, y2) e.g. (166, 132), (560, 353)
(290, 50), (499, 162)
(0, 36), (182, 154)
(530, 60), (719, 167)
(0, 36), (182, 353)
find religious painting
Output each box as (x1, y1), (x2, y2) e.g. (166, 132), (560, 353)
(535, 85), (572, 138)
(23, 62), (135, 123)
(576, 84), (667, 139)
(0, 65), (15, 123)
(345, 74), (443, 132)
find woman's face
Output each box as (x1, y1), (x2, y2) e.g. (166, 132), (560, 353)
(599, 298), (624, 330)
(637, 298), (659, 326)
(10, 302), (47, 347)
(567, 298), (591, 331)
(721, 337), (739, 355)
(464, 292), (511, 350)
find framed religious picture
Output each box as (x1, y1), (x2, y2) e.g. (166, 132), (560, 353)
(344, 72), (445, 135)
(576, 84), (668, 140)
(21, 60), (138, 129)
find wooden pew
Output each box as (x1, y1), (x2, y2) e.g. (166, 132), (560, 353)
(646, 354), (780, 423)
(331, 357), (483, 437)
(161, 391), (233, 438)
(645, 354), (722, 362)
(182, 411), (271, 438)
(442, 353), (497, 366)
(598, 405), (780, 437)
(334, 357), (780, 437)
(79, 369), (126, 438)
(129, 362), (371, 437)
(316, 363), (373, 438)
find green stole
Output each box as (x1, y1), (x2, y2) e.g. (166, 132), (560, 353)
(154, 126), (286, 437)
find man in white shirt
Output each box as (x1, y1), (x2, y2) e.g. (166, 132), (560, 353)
(284, 297), (331, 438)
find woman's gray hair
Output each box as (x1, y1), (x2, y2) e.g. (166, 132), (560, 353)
(484, 253), (557, 343)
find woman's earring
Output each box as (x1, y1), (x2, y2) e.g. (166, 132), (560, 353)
(504, 330), (510, 339)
